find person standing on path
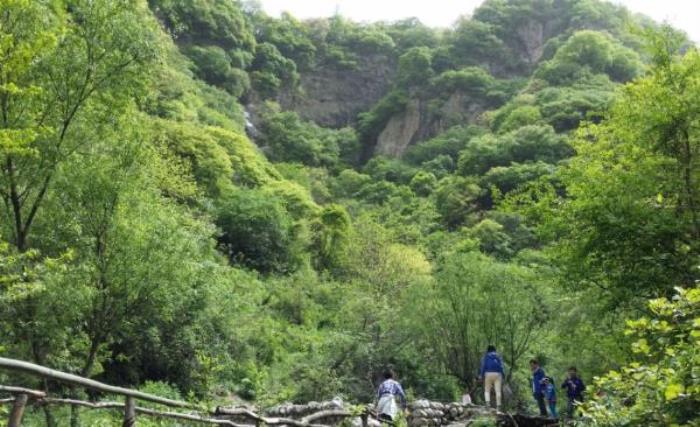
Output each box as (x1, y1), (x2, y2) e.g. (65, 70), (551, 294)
(542, 377), (558, 418)
(479, 345), (506, 410)
(530, 359), (548, 416)
(376, 369), (407, 423)
(561, 366), (586, 418)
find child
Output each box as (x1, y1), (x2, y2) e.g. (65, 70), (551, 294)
(561, 367), (586, 418)
(461, 387), (472, 405)
(542, 377), (558, 418)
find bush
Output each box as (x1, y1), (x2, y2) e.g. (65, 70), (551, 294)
(397, 47), (434, 88)
(258, 110), (349, 167)
(457, 125), (570, 176)
(435, 176), (484, 228)
(432, 67), (496, 97)
(363, 156), (417, 184)
(185, 45), (250, 97)
(404, 125), (486, 165)
(251, 42), (299, 98)
(535, 30), (642, 85)
(216, 188), (302, 274)
(584, 287), (700, 425)
(410, 171), (438, 196)
(420, 155), (456, 179)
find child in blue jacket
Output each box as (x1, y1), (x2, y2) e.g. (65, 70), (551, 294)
(542, 377), (558, 418)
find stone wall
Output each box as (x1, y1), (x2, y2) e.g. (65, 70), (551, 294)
(217, 398), (557, 427)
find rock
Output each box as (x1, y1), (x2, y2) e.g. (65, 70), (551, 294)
(276, 54), (397, 129)
(375, 98), (421, 157)
(412, 399), (431, 409)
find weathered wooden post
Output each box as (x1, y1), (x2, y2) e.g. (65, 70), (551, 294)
(8, 393), (29, 427)
(123, 396), (136, 427)
(361, 408), (368, 427)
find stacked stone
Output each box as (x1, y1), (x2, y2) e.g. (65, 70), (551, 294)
(265, 398), (345, 419)
(408, 401), (507, 427)
(407, 400), (447, 427)
(443, 402), (467, 421)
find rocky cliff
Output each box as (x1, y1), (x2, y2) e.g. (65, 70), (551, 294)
(278, 55), (397, 128)
(374, 92), (487, 158)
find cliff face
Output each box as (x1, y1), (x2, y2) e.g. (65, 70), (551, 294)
(253, 10), (619, 159)
(375, 99), (422, 157)
(374, 92), (487, 158)
(277, 54), (397, 128)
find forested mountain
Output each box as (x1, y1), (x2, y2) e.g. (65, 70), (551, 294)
(1, 0), (698, 425)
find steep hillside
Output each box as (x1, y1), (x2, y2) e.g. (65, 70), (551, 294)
(150, 0), (647, 159)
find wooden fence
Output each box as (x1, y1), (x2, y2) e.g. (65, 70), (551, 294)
(0, 357), (360, 427)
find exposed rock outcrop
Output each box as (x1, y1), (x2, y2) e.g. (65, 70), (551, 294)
(373, 92), (487, 158)
(278, 55), (397, 128)
(375, 99), (422, 157)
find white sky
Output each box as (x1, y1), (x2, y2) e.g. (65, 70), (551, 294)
(257, 0), (700, 42)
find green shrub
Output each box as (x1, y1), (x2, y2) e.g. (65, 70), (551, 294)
(216, 188), (303, 274)
(584, 287), (700, 425)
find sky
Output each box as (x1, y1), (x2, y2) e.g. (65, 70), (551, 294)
(257, 0), (700, 42)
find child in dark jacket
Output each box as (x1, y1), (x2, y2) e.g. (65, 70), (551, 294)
(542, 377), (557, 418)
(529, 359), (547, 416)
(561, 367), (586, 418)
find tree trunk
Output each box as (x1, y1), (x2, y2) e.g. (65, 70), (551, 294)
(69, 387), (81, 427)
(123, 396), (136, 427)
(8, 393), (28, 427)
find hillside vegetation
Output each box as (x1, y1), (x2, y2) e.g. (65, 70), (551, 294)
(0, 0), (698, 425)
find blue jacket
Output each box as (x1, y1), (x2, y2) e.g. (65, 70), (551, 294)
(532, 367), (545, 395)
(561, 377), (585, 400)
(544, 382), (556, 401)
(480, 351), (505, 377)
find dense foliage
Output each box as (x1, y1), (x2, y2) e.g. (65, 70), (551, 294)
(1, 0), (698, 425)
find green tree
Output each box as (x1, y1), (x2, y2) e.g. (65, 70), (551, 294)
(397, 47), (434, 88)
(434, 176), (483, 228)
(535, 30), (641, 85)
(419, 251), (548, 393)
(0, 0), (160, 252)
(534, 38), (699, 304)
(216, 188), (303, 274)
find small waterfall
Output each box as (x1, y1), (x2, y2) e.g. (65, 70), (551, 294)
(243, 109), (260, 140)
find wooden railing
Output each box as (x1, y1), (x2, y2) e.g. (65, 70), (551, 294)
(0, 357), (360, 427)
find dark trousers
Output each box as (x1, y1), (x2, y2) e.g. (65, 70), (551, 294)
(566, 398), (580, 418)
(534, 393), (547, 416)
